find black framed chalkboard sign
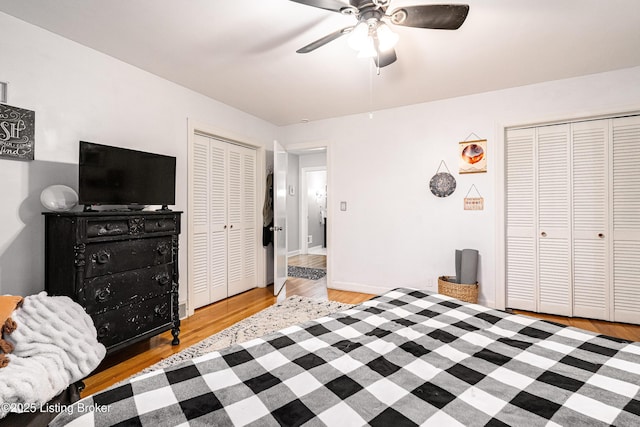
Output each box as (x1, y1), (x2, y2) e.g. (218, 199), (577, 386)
(0, 103), (35, 161)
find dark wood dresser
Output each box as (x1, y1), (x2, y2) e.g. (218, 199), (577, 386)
(43, 210), (182, 353)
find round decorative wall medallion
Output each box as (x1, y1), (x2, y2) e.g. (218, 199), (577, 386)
(429, 172), (456, 197)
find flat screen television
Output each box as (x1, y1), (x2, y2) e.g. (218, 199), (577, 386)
(79, 141), (176, 210)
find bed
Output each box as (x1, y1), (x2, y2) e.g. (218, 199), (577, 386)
(51, 288), (640, 426)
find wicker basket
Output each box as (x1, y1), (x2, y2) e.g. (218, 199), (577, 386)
(438, 276), (478, 304)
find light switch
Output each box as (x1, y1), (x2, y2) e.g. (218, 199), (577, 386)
(340, 201), (347, 211)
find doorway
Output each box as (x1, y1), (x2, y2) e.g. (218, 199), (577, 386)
(285, 148), (328, 298)
(300, 167), (327, 256)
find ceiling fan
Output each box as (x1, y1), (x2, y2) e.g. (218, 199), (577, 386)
(291, 0), (469, 68)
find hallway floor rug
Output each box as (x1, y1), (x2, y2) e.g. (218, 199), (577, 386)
(287, 265), (326, 280)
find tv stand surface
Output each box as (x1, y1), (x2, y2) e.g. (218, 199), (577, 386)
(82, 205), (174, 213)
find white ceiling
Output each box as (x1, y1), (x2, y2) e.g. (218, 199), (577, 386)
(1, 0), (639, 126)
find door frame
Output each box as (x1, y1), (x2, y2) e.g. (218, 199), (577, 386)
(186, 119), (266, 316)
(286, 141), (332, 288)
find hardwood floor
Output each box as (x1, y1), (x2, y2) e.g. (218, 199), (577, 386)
(288, 254), (326, 269)
(513, 310), (640, 342)
(82, 255), (373, 396)
(82, 253), (639, 397)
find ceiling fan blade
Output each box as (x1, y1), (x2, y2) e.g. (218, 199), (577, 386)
(296, 27), (353, 53)
(373, 48), (397, 68)
(289, 0), (351, 13)
(390, 4), (470, 30)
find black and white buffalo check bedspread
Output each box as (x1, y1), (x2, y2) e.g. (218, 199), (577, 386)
(52, 289), (640, 426)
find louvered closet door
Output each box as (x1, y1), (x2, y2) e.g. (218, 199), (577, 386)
(226, 144), (257, 297)
(537, 124), (572, 316)
(208, 138), (230, 303)
(190, 135), (257, 309)
(506, 128), (537, 311)
(572, 120), (609, 320)
(612, 116), (640, 323)
(191, 135), (212, 308)
(191, 135), (229, 308)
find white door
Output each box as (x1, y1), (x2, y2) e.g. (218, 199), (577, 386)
(207, 137), (230, 304)
(506, 128), (537, 311)
(273, 140), (287, 297)
(612, 116), (640, 323)
(506, 115), (640, 324)
(572, 120), (609, 320)
(227, 144), (257, 296)
(537, 124), (572, 316)
(189, 134), (257, 309)
(191, 135), (217, 308)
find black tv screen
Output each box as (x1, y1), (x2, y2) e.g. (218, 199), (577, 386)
(79, 141), (176, 207)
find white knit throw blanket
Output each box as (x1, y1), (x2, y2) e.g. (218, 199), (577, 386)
(0, 292), (106, 419)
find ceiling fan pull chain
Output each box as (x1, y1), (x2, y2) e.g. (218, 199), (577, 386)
(369, 60), (374, 118)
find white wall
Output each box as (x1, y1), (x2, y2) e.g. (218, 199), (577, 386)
(305, 170), (326, 248)
(280, 66), (640, 307)
(3, 10), (640, 312)
(0, 13), (277, 301)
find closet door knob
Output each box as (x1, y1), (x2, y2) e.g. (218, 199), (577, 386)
(598, 233), (605, 238)
(541, 232), (547, 237)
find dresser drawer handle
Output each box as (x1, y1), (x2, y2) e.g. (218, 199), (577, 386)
(157, 243), (170, 255)
(154, 304), (169, 317)
(95, 286), (113, 303)
(155, 273), (171, 286)
(95, 250), (111, 264)
(97, 323), (112, 338)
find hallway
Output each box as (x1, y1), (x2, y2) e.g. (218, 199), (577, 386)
(286, 254), (328, 300)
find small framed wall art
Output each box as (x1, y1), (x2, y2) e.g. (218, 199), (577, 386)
(429, 160), (456, 198)
(0, 103), (35, 161)
(459, 139), (486, 174)
(464, 184), (484, 210)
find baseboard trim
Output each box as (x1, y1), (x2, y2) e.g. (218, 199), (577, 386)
(287, 249), (300, 257)
(328, 281), (398, 296)
(329, 281), (494, 308)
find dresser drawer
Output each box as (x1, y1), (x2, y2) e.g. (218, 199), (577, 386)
(85, 236), (172, 278)
(86, 219), (130, 238)
(92, 295), (172, 349)
(81, 264), (173, 314)
(145, 217), (177, 233)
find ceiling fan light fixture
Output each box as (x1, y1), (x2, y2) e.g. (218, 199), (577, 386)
(376, 23), (399, 52)
(356, 37), (377, 58)
(347, 21), (370, 52)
